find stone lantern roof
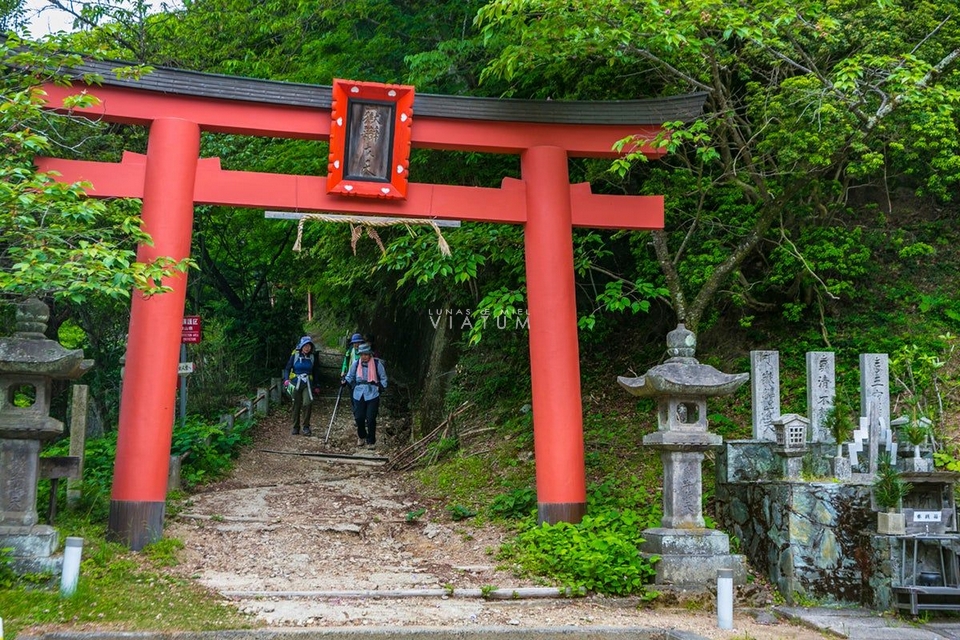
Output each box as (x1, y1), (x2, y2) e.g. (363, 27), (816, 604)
(0, 298), (93, 379)
(617, 324), (748, 397)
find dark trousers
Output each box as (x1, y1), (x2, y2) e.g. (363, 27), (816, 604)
(353, 395), (380, 444)
(291, 384), (313, 430)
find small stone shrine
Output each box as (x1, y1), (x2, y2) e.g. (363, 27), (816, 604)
(0, 298), (92, 574)
(618, 324), (749, 586)
(715, 347), (960, 611)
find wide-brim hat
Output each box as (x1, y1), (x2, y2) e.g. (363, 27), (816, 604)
(350, 333), (364, 344)
(357, 343), (373, 355)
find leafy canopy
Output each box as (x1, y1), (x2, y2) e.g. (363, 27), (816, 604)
(0, 34), (189, 304)
(477, 0), (960, 333)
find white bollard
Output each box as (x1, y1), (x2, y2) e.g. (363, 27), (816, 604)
(60, 536), (84, 596)
(717, 567), (734, 629)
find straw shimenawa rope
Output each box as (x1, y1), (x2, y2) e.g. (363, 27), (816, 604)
(292, 213), (451, 256)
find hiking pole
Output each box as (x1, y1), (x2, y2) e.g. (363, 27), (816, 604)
(324, 383), (344, 444)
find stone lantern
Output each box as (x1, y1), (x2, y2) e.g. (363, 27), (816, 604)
(618, 323), (748, 586)
(773, 413), (809, 480)
(0, 298), (92, 573)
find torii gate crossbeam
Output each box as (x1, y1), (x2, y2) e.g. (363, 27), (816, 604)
(38, 62), (705, 549)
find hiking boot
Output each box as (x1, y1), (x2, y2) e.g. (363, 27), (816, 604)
(302, 427), (313, 437)
(291, 426), (300, 435)
(357, 437), (365, 447)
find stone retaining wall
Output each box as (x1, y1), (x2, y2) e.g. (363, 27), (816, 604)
(716, 441), (877, 605)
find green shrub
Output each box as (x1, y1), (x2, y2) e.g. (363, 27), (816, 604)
(39, 435), (118, 523)
(38, 414), (252, 523)
(0, 546), (17, 589)
(900, 415), (932, 447)
(171, 416), (253, 488)
(499, 508), (657, 596)
(489, 487), (537, 520)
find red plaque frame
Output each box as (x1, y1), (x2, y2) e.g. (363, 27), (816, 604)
(327, 79), (414, 199)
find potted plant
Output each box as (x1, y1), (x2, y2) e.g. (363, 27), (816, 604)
(873, 454), (912, 535)
(899, 410), (932, 472)
(824, 404), (855, 479)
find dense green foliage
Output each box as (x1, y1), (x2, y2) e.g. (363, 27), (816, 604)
(501, 509), (657, 596)
(491, 478), (663, 596)
(39, 412), (255, 511)
(479, 0), (960, 332)
(0, 34), (190, 304)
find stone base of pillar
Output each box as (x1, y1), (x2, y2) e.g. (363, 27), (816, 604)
(108, 500), (165, 551)
(11, 554), (63, 577)
(782, 453), (805, 480)
(833, 455), (852, 479)
(0, 523), (58, 557)
(0, 523), (62, 577)
(902, 456), (932, 473)
(640, 527), (747, 587)
(537, 501), (586, 525)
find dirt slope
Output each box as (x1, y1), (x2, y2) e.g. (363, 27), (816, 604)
(165, 389), (829, 640)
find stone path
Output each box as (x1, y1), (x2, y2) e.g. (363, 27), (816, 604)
(161, 388), (836, 639)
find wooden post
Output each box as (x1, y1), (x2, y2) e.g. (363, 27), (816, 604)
(67, 384), (88, 510)
(167, 454), (182, 492)
(256, 388), (268, 415)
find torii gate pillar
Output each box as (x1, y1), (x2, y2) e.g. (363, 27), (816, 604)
(108, 118), (199, 549)
(523, 146), (586, 523)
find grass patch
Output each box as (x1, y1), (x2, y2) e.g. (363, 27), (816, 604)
(0, 533), (256, 638)
(414, 454), (496, 508)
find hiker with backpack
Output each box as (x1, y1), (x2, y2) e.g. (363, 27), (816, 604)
(340, 332), (370, 416)
(340, 332), (366, 388)
(283, 335), (320, 436)
(344, 343), (387, 449)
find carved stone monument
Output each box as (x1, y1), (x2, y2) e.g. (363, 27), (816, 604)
(750, 350), (780, 441)
(806, 351), (835, 443)
(861, 355), (891, 439)
(0, 298), (92, 573)
(618, 324), (749, 586)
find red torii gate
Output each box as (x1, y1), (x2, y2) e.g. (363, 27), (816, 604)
(38, 60), (705, 549)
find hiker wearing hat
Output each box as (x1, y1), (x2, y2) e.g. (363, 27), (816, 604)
(282, 335), (320, 436)
(344, 343), (388, 449)
(340, 332), (366, 386)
